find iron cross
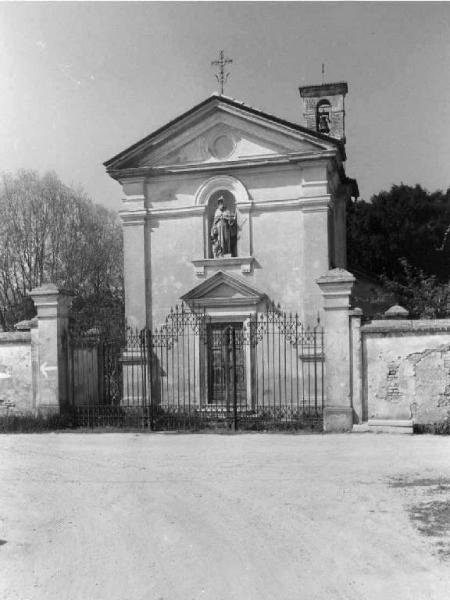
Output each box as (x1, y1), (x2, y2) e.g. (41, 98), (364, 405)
(211, 50), (233, 95)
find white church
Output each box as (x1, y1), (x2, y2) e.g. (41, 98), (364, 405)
(104, 80), (359, 431)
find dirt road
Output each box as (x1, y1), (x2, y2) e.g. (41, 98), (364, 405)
(0, 433), (449, 600)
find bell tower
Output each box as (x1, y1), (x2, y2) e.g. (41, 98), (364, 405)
(299, 81), (348, 143)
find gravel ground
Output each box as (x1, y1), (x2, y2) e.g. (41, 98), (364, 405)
(0, 432), (449, 600)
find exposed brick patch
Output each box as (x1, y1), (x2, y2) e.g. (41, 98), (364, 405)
(386, 360), (401, 402)
(438, 355), (450, 407)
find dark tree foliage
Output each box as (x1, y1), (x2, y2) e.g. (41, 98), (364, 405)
(347, 184), (450, 282)
(381, 259), (450, 319)
(347, 184), (450, 318)
(69, 291), (125, 340)
(0, 170), (123, 330)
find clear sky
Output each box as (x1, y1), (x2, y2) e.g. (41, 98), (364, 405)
(1, 2), (449, 211)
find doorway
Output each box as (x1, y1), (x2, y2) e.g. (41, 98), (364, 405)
(207, 322), (246, 407)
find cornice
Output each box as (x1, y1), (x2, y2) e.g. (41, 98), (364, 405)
(148, 206), (205, 219)
(107, 150), (337, 181)
(299, 82), (348, 98)
(300, 196), (332, 213)
(119, 209), (148, 226)
(251, 196), (331, 213)
(192, 256), (254, 276)
(189, 296), (262, 308)
(0, 332), (31, 344)
(119, 196), (332, 221)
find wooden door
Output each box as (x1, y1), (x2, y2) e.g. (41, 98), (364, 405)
(208, 323), (246, 406)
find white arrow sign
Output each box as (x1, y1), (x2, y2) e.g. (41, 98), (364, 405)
(0, 366), (12, 379)
(40, 362), (57, 379)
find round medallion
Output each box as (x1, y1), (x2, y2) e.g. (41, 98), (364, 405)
(210, 134), (235, 160)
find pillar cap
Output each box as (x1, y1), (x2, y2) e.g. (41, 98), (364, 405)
(29, 283), (75, 298)
(316, 268), (355, 286)
(384, 304), (409, 319)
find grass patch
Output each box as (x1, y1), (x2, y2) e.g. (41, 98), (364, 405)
(0, 413), (74, 433)
(414, 414), (450, 435)
(409, 500), (450, 558)
(390, 476), (450, 560)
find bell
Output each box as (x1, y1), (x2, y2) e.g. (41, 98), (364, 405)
(318, 114), (330, 134)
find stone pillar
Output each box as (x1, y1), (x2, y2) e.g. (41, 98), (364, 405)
(29, 284), (74, 416)
(350, 308), (363, 424)
(316, 268), (355, 431)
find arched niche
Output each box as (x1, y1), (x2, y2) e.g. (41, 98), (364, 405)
(195, 175), (250, 259)
(195, 175), (250, 206)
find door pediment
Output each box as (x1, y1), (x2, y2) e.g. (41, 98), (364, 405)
(181, 271), (267, 309)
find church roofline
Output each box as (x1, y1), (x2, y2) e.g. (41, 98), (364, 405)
(104, 94), (346, 170)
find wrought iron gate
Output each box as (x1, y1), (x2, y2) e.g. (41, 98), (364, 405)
(69, 305), (324, 431)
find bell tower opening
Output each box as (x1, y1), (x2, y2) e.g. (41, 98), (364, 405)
(316, 100), (331, 134)
(299, 81), (348, 143)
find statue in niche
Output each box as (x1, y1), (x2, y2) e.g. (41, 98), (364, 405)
(210, 196), (237, 258)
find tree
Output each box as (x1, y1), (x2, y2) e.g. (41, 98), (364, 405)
(380, 259), (450, 318)
(0, 170), (123, 330)
(347, 184), (450, 282)
(347, 184), (450, 318)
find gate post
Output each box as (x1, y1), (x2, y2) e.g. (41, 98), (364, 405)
(29, 284), (74, 416)
(231, 327), (238, 431)
(317, 268), (355, 432)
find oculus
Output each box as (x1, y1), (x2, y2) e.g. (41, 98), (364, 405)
(209, 133), (235, 160)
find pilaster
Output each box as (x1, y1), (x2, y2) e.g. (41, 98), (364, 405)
(237, 201), (252, 257)
(301, 196), (331, 321)
(119, 176), (150, 329)
(120, 210), (150, 329)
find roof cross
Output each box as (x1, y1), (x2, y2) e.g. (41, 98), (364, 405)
(211, 50), (233, 95)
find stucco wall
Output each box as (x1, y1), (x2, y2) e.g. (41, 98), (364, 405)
(246, 209), (304, 313)
(150, 213), (205, 326)
(362, 320), (450, 425)
(143, 163), (332, 328)
(0, 333), (33, 414)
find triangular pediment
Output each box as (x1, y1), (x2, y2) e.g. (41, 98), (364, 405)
(181, 271), (267, 307)
(104, 95), (343, 173)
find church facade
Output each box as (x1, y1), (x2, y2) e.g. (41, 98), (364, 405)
(104, 82), (359, 431)
(105, 83), (356, 328)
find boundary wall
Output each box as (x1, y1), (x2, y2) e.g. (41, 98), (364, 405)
(0, 285), (73, 417)
(359, 316), (450, 432)
(2, 279), (450, 434)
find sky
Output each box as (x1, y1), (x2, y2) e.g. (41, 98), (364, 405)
(1, 2), (450, 212)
